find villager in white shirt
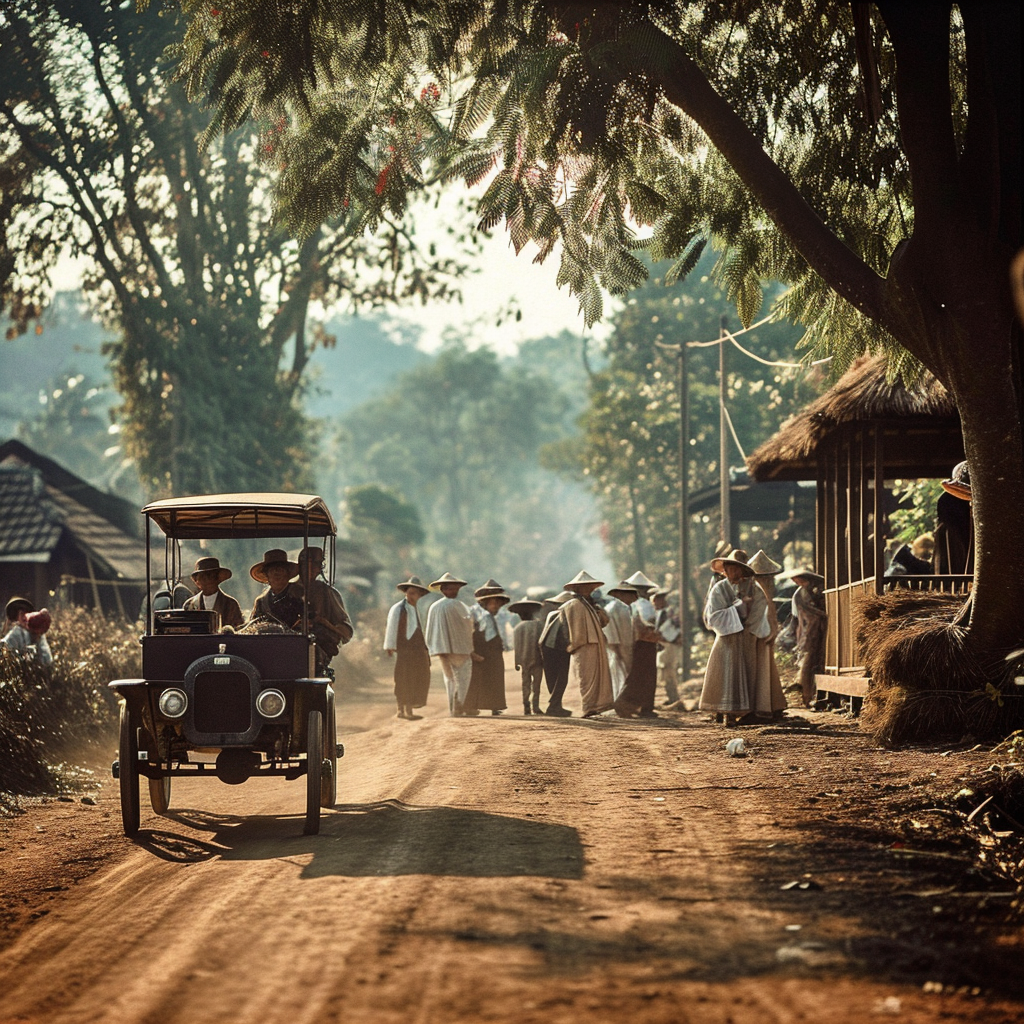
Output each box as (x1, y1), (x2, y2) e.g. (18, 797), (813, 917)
(603, 582), (638, 699)
(424, 572), (477, 716)
(384, 576), (432, 720)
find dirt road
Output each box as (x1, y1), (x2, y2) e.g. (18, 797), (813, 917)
(1, 673), (1023, 1024)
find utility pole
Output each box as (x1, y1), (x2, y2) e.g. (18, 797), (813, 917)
(677, 340), (690, 683)
(719, 314), (731, 546)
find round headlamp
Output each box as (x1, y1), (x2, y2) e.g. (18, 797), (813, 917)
(158, 687), (188, 719)
(256, 688), (286, 719)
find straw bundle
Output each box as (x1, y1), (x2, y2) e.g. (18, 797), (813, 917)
(857, 590), (1021, 745)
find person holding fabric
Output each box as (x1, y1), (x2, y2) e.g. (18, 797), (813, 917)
(559, 571), (615, 718)
(384, 575), (432, 720)
(183, 556), (245, 629)
(698, 549), (769, 726)
(424, 571), (478, 716)
(509, 598), (544, 715)
(464, 590), (510, 716)
(603, 581), (638, 700)
(748, 550), (788, 720)
(2, 597), (53, 668)
(539, 591), (573, 716)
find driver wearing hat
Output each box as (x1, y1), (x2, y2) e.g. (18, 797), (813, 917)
(183, 557), (244, 629)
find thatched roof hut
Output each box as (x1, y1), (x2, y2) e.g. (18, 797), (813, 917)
(748, 355), (959, 482)
(745, 355), (967, 707)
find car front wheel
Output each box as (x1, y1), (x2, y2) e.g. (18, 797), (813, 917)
(304, 710), (322, 836)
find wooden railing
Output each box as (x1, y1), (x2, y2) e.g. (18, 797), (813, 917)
(823, 574), (972, 675)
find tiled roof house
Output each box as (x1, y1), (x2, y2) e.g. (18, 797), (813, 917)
(0, 439), (146, 618)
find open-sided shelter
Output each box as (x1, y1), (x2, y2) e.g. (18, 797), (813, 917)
(747, 356), (968, 704)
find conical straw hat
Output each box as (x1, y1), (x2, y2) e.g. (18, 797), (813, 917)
(564, 570), (605, 589)
(429, 571), (468, 591)
(625, 570), (657, 591)
(747, 550), (782, 576)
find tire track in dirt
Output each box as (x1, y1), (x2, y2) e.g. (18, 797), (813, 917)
(1, 693), (1020, 1024)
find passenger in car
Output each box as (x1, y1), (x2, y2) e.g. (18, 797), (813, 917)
(298, 546), (354, 674)
(249, 549), (304, 629)
(183, 557), (245, 629)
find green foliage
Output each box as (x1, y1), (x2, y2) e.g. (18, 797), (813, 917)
(0, 606), (139, 809)
(549, 250), (822, 594)
(16, 371), (141, 501)
(890, 479), (945, 545)
(344, 483), (425, 549)
(330, 337), (592, 587)
(1, 1), (475, 497)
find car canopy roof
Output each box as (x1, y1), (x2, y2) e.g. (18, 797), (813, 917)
(142, 493), (336, 540)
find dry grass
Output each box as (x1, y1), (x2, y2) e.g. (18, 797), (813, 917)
(856, 590), (1023, 746)
(1, 607), (140, 814)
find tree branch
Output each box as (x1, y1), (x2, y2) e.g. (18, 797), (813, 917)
(645, 27), (887, 326)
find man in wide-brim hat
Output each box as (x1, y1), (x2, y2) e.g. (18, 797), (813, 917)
(250, 548), (304, 630)
(424, 571), (477, 715)
(509, 598), (544, 715)
(298, 545), (354, 672)
(747, 551), (788, 720)
(183, 556), (244, 629)
(384, 576), (432, 720)
(558, 571), (615, 717)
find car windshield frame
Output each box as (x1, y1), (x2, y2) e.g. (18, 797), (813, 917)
(141, 493), (337, 636)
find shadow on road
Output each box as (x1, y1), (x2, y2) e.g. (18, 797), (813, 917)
(137, 799), (584, 879)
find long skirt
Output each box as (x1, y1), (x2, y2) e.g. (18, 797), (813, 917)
(752, 638), (787, 716)
(571, 642), (614, 716)
(542, 646), (570, 705)
(394, 639), (430, 708)
(699, 631), (757, 715)
(464, 633), (507, 711)
(617, 638), (658, 712)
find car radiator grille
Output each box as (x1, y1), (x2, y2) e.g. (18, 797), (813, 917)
(194, 671), (251, 734)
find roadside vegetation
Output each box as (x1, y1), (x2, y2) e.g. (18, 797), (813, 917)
(0, 608), (139, 814)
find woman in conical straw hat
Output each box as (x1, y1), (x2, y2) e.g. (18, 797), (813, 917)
(747, 551), (788, 720)
(698, 549), (769, 726)
(558, 571), (615, 717)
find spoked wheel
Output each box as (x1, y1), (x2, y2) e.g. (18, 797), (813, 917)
(304, 710), (323, 836)
(149, 774), (171, 815)
(321, 690), (337, 809)
(118, 703), (140, 836)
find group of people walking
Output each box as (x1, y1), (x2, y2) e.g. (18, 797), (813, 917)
(382, 569), (685, 721)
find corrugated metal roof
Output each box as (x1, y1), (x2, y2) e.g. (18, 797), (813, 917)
(0, 464), (64, 560)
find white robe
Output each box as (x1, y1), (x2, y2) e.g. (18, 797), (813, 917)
(384, 598), (421, 649)
(603, 597), (634, 698)
(425, 597), (474, 655)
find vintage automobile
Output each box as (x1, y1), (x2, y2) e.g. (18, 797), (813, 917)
(110, 493), (342, 837)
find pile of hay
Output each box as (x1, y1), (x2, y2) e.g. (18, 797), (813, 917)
(1, 607), (140, 813)
(857, 590), (1022, 746)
